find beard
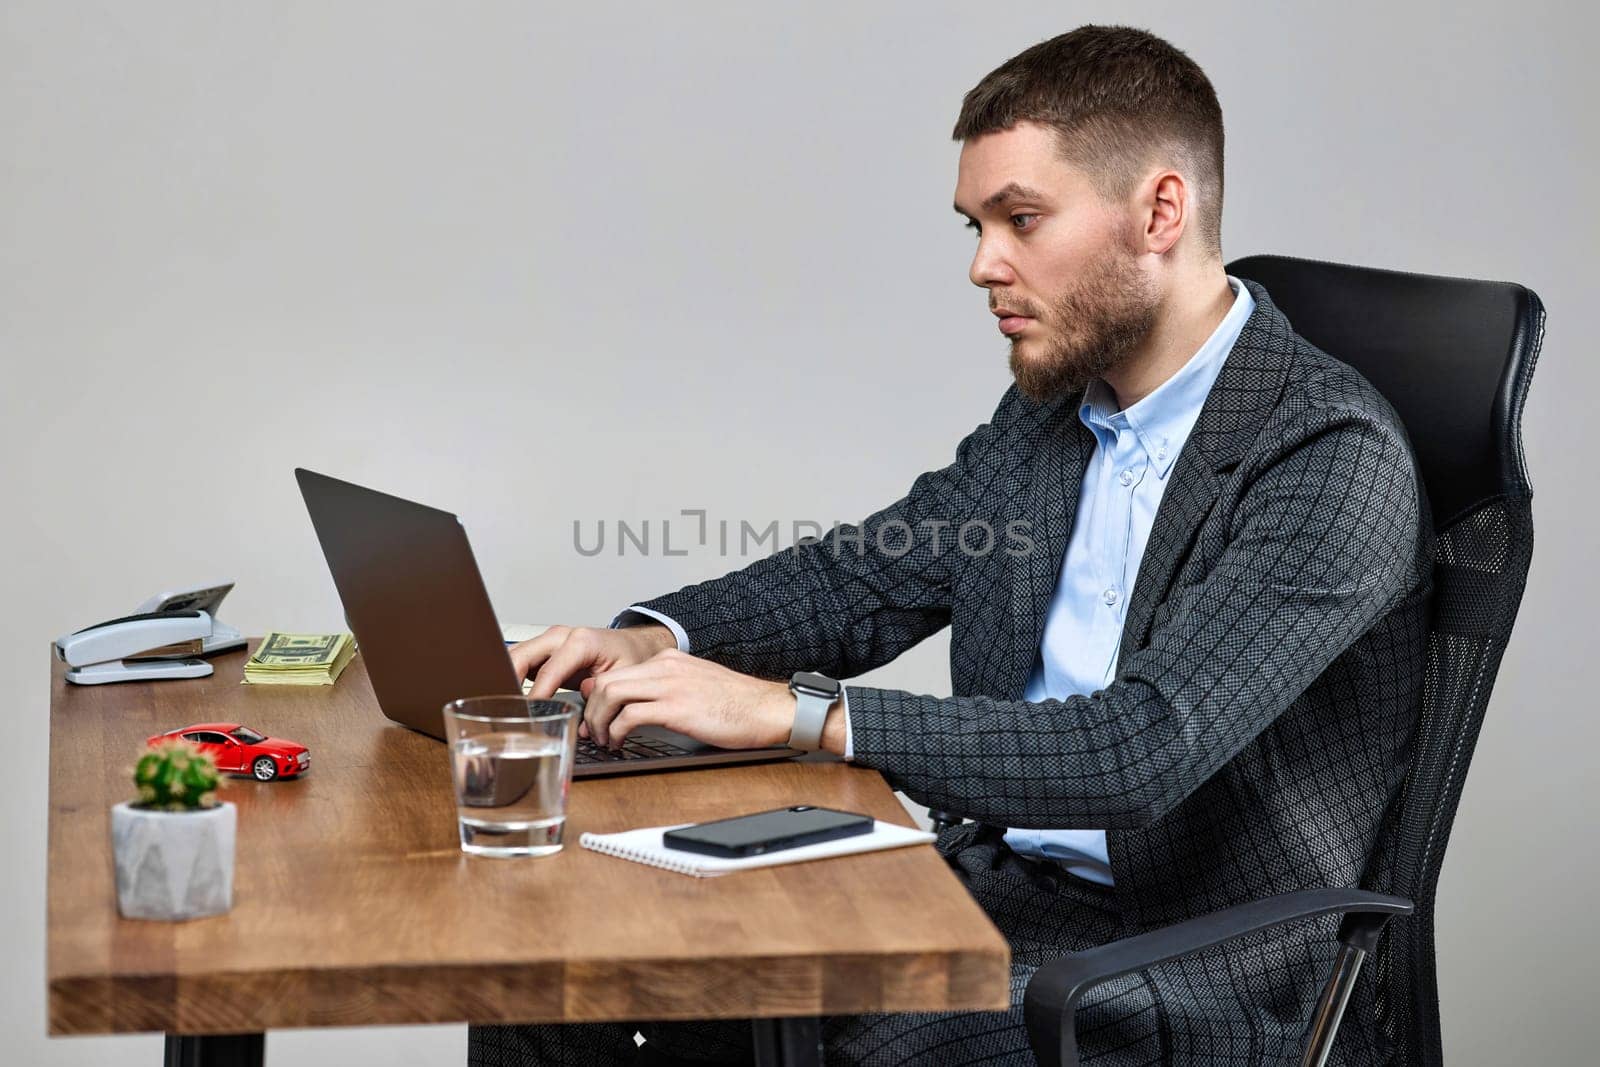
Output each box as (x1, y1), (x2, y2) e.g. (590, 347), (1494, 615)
(1004, 244), (1159, 404)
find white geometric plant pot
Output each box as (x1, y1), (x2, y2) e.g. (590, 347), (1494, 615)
(110, 801), (236, 921)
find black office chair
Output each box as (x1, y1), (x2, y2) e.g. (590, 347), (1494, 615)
(1016, 255), (1545, 1066)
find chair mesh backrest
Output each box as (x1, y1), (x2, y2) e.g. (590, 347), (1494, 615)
(1229, 256), (1544, 1066)
(1373, 497), (1535, 1064)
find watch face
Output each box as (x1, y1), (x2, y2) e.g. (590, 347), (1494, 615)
(790, 671), (840, 699)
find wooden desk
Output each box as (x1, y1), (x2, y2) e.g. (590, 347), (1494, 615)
(47, 642), (1010, 1064)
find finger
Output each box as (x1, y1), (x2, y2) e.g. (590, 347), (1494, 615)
(607, 702), (661, 747)
(583, 671), (629, 747)
(508, 627), (568, 680)
(584, 669), (664, 747)
(553, 666), (593, 695)
(529, 630), (599, 699)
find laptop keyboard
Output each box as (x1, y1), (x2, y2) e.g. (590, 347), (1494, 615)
(575, 734), (697, 764)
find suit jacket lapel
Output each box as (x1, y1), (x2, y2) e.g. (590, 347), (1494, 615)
(1000, 398), (1094, 698)
(1117, 279), (1296, 661)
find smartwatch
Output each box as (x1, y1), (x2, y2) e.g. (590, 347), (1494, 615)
(787, 670), (842, 751)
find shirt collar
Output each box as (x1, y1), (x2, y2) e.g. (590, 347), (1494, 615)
(1079, 275), (1255, 479)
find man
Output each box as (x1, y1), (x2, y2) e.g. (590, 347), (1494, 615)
(472, 24), (1433, 1066)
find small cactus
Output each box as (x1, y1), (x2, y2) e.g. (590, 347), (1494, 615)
(133, 739), (220, 812)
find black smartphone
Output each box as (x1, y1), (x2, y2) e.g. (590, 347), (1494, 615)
(662, 805), (874, 858)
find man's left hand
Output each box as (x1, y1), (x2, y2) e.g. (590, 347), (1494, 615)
(577, 648), (793, 750)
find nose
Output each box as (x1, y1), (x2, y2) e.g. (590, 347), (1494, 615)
(969, 235), (1015, 290)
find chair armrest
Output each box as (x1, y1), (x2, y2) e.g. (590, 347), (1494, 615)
(1023, 887), (1412, 1067)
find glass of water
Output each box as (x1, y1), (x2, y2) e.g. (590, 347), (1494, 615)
(443, 696), (581, 857)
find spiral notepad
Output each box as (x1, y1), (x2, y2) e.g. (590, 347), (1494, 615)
(579, 820), (936, 877)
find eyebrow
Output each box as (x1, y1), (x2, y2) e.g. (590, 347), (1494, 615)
(952, 182), (1052, 220)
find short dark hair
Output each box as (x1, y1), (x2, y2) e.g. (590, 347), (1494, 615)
(952, 26), (1225, 257)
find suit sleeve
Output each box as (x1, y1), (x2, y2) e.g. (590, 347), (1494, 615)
(842, 404), (1428, 828)
(629, 387), (1023, 681)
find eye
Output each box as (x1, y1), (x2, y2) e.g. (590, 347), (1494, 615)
(1011, 213), (1039, 231)
(964, 219), (981, 237)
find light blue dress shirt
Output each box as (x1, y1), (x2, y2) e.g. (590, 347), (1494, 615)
(616, 276), (1253, 887)
(614, 605), (690, 651)
(1001, 276), (1254, 885)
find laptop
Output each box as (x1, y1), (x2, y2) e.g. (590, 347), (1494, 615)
(295, 468), (803, 777)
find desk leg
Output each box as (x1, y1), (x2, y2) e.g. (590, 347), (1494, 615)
(163, 1033), (265, 1067)
(750, 1018), (821, 1067)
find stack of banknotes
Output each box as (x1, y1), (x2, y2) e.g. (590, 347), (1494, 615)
(243, 632), (356, 686)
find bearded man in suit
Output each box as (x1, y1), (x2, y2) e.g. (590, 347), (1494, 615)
(471, 23), (1432, 1067)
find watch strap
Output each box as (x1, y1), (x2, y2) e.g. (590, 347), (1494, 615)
(787, 688), (832, 751)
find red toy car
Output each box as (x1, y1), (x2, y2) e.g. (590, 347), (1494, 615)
(147, 723), (310, 781)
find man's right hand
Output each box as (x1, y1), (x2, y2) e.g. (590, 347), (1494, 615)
(511, 623), (678, 701)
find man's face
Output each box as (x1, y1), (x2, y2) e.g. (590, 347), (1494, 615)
(953, 121), (1159, 403)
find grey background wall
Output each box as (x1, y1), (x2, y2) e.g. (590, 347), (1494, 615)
(3, 1), (1593, 1062)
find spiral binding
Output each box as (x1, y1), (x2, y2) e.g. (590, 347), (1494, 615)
(579, 832), (712, 876)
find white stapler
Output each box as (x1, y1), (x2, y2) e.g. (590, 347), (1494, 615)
(55, 610), (217, 684)
(55, 581), (247, 686)
(132, 581), (246, 655)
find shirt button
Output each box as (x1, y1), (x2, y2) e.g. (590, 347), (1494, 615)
(1157, 447), (1168, 460)
(1103, 588), (1120, 606)
(1119, 469), (1135, 486)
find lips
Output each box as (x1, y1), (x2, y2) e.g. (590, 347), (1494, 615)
(992, 305), (1032, 336)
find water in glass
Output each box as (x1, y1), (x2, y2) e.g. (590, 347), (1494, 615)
(444, 697), (579, 857)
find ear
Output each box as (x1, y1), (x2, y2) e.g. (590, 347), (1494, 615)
(1140, 170), (1188, 255)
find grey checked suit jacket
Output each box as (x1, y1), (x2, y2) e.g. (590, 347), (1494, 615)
(633, 279), (1434, 1064)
